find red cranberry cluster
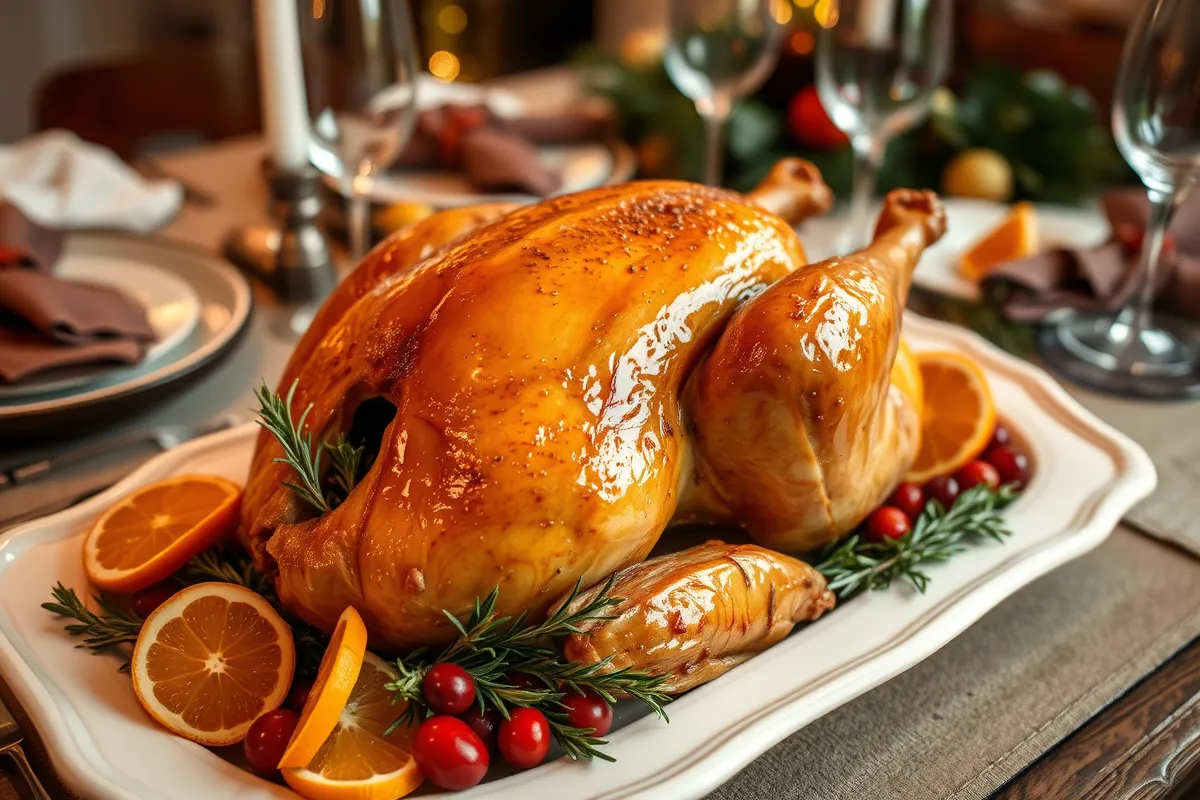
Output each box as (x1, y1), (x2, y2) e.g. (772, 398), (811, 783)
(865, 422), (1031, 543)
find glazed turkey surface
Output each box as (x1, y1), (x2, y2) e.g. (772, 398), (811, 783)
(240, 164), (944, 653)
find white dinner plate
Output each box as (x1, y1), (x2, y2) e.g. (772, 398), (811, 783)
(0, 234), (253, 440)
(0, 314), (1155, 800)
(0, 251), (202, 401)
(325, 140), (637, 208)
(800, 199), (1109, 301)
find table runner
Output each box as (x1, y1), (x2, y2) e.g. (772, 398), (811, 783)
(4, 136), (1200, 799)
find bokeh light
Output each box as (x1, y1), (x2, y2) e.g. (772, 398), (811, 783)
(429, 50), (461, 82)
(438, 4), (468, 34)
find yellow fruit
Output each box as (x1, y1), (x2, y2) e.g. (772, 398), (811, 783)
(374, 201), (434, 234)
(83, 475), (242, 594)
(958, 202), (1039, 280)
(278, 606), (369, 769)
(905, 351), (997, 484)
(130, 582), (295, 746)
(942, 149), (1014, 202)
(282, 653), (424, 800)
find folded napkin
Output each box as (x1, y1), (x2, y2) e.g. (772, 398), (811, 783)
(0, 130), (182, 232)
(394, 103), (612, 196)
(984, 189), (1200, 322)
(0, 204), (156, 384)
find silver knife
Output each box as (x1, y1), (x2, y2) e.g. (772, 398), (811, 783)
(0, 414), (242, 530)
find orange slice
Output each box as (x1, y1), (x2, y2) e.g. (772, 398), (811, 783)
(278, 606), (368, 769)
(84, 475), (242, 594)
(891, 339), (925, 456)
(131, 582), (295, 746)
(904, 351), (997, 484)
(957, 202), (1038, 280)
(282, 653), (424, 800)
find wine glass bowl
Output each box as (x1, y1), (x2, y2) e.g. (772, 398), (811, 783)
(664, 0), (783, 185)
(1038, 0), (1200, 398)
(815, 0), (952, 249)
(299, 0), (419, 261)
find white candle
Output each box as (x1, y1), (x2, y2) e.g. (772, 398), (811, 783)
(858, 0), (895, 47)
(255, 0), (310, 171)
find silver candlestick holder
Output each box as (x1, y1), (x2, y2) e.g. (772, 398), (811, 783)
(222, 165), (336, 302)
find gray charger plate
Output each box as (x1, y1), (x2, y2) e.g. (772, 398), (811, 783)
(0, 234), (253, 442)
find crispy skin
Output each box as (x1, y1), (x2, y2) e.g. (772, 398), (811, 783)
(682, 191), (946, 551)
(560, 541), (835, 694)
(241, 174), (833, 652)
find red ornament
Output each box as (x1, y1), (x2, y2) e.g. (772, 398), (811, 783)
(787, 85), (848, 150)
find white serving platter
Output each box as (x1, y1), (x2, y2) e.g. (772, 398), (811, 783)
(0, 313), (1155, 800)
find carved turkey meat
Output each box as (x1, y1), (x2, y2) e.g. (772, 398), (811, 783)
(240, 162), (946, 653)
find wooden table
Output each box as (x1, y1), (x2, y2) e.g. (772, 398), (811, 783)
(5, 136), (1200, 800)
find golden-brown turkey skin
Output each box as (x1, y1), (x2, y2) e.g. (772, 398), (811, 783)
(683, 190), (947, 552)
(559, 541), (834, 693)
(242, 180), (825, 652)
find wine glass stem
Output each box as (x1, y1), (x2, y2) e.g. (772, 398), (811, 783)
(1114, 187), (1177, 358)
(698, 93), (732, 186)
(347, 188), (370, 262)
(845, 134), (885, 251)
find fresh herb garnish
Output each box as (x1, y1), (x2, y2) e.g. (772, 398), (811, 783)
(386, 578), (671, 761)
(254, 379), (330, 513)
(816, 483), (1018, 600)
(41, 583), (144, 671)
(44, 548), (329, 678)
(324, 435), (364, 507)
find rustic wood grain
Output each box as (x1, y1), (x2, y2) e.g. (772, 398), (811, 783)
(995, 637), (1200, 799)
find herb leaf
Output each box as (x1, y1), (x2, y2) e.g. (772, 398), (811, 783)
(385, 579), (671, 760)
(815, 483), (1018, 600)
(254, 379), (329, 513)
(41, 583), (143, 670)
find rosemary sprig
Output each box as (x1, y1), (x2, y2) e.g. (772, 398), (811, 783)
(179, 547), (274, 596)
(323, 435), (363, 506)
(44, 548), (330, 678)
(386, 579), (671, 761)
(41, 583), (143, 670)
(254, 379), (329, 513)
(816, 483), (1019, 600)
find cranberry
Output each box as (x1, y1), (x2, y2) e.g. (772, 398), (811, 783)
(243, 709), (300, 777)
(925, 474), (961, 508)
(284, 678), (314, 713)
(865, 506), (912, 542)
(984, 445), (1031, 488)
(989, 423), (1012, 448)
(130, 581), (178, 618)
(562, 691), (614, 737)
(414, 716), (489, 790)
(888, 482), (926, 520)
(423, 663), (476, 715)
(956, 460), (1001, 491)
(497, 707), (551, 770)
(461, 706), (500, 752)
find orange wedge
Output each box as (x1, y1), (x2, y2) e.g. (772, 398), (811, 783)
(131, 582), (295, 746)
(282, 653), (424, 800)
(891, 339), (925, 456)
(904, 351), (997, 484)
(957, 202), (1038, 280)
(278, 606), (368, 769)
(84, 475), (242, 594)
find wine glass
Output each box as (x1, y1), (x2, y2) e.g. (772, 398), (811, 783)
(815, 0), (952, 250)
(664, 0), (784, 186)
(299, 0), (419, 262)
(1037, 0), (1200, 398)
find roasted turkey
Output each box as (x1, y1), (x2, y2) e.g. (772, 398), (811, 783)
(240, 162), (945, 655)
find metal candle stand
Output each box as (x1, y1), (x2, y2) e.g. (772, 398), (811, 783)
(222, 165), (336, 303)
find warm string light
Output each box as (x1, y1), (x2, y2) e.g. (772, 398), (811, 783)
(429, 49), (461, 81)
(438, 4), (467, 33)
(790, 28), (814, 54)
(814, 0), (839, 28)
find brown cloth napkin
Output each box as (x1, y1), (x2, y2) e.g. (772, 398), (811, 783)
(0, 204), (156, 384)
(0, 202), (63, 271)
(983, 189), (1200, 322)
(394, 104), (612, 196)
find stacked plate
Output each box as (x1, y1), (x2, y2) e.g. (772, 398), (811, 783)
(0, 235), (252, 440)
